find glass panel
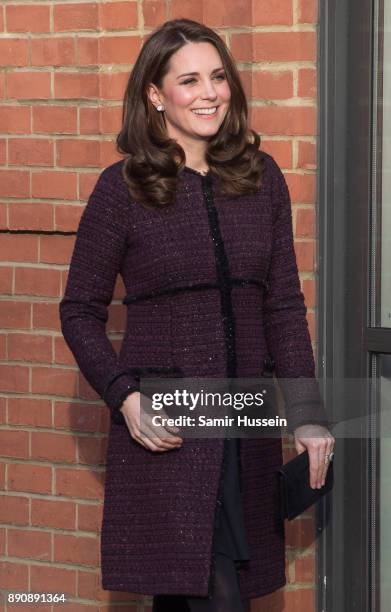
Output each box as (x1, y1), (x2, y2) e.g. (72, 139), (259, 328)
(379, 353), (391, 611)
(379, 2), (391, 326)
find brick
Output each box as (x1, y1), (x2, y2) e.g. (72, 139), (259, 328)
(54, 3), (99, 32)
(8, 463), (52, 495)
(31, 498), (76, 530)
(295, 240), (315, 272)
(7, 72), (51, 100)
(0, 561), (29, 590)
(99, 71), (128, 100)
(298, 0), (318, 24)
(0, 39), (28, 67)
(0, 495), (29, 525)
(143, 0), (167, 28)
(79, 106), (100, 134)
(232, 31), (316, 63)
(31, 365), (77, 397)
(77, 502), (103, 533)
(54, 72), (99, 99)
(53, 532), (99, 566)
(6, 4), (50, 33)
(33, 301), (63, 331)
(298, 68), (317, 98)
(77, 36), (99, 66)
(296, 207), (316, 238)
(8, 527), (51, 561)
(0, 364), (29, 393)
(0, 267), (13, 294)
(99, 1), (138, 30)
(170, 0), (204, 23)
(260, 141), (293, 168)
(32, 170), (78, 200)
(57, 138), (101, 167)
(297, 141), (317, 169)
(0, 430), (29, 459)
(295, 552), (316, 582)
(15, 267), (61, 298)
(0, 234), (39, 262)
(0, 105), (30, 133)
(251, 106), (316, 136)
(54, 400), (106, 434)
(0, 301), (30, 329)
(30, 564), (77, 597)
(31, 431), (77, 464)
(55, 467), (104, 500)
(33, 105), (77, 134)
(253, 0), (293, 25)
(8, 138), (54, 166)
(302, 278), (316, 309)
(0, 169), (29, 198)
(77, 435), (107, 466)
(9, 202), (54, 231)
(98, 35), (142, 64)
(285, 516), (315, 548)
(8, 397), (52, 428)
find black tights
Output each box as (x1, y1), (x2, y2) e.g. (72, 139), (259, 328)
(152, 553), (250, 612)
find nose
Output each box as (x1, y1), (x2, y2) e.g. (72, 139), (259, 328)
(199, 77), (218, 100)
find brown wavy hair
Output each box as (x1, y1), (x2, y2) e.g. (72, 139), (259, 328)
(116, 18), (265, 209)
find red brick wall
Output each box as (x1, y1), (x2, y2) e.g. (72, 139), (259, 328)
(0, 1), (320, 610)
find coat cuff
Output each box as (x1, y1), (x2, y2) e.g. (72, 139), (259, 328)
(285, 403), (330, 434)
(277, 377), (330, 434)
(103, 370), (141, 424)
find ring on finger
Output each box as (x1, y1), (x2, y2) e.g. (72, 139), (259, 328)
(324, 450), (335, 464)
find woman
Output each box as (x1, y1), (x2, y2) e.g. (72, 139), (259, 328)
(59, 18), (335, 611)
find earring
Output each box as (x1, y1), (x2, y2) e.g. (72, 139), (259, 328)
(156, 105), (165, 111)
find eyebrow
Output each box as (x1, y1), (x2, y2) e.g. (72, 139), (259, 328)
(176, 67), (225, 79)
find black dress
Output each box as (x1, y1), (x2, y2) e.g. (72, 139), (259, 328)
(212, 438), (250, 562)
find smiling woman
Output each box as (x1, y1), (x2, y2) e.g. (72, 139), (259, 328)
(147, 41), (232, 163)
(59, 16), (333, 612)
(116, 19), (266, 209)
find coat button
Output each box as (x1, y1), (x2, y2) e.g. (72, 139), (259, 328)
(263, 355), (275, 372)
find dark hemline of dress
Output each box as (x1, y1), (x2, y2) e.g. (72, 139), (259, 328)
(212, 438), (250, 564)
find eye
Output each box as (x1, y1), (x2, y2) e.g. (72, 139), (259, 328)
(180, 73), (226, 85)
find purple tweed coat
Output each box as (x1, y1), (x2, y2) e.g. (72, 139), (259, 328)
(59, 151), (329, 600)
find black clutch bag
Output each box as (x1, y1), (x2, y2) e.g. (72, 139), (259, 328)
(278, 449), (334, 521)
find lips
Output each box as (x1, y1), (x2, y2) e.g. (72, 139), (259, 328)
(192, 107), (218, 111)
(191, 106), (219, 118)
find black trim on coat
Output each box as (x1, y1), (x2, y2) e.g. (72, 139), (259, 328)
(122, 277), (269, 305)
(199, 173), (242, 598)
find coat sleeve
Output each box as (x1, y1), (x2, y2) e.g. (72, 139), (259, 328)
(59, 167), (140, 418)
(262, 154), (330, 434)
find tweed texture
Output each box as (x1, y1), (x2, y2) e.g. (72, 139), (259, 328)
(59, 151), (329, 600)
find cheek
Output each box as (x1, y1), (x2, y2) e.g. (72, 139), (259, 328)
(220, 83), (231, 102)
(171, 89), (194, 109)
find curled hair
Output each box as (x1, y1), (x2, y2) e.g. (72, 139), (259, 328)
(116, 18), (265, 209)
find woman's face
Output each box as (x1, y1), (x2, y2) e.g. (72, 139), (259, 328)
(148, 41), (231, 143)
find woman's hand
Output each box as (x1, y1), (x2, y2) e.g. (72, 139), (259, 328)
(293, 423), (335, 489)
(119, 391), (183, 452)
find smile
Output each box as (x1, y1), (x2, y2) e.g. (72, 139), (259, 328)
(191, 106), (219, 118)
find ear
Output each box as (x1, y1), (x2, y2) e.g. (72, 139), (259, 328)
(147, 83), (162, 108)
